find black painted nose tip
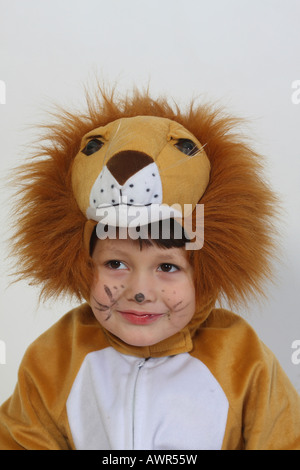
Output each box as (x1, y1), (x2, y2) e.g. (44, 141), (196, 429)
(135, 293), (145, 303)
(107, 150), (154, 185)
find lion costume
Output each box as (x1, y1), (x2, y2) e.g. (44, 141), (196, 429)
(0, 87), (299, 450)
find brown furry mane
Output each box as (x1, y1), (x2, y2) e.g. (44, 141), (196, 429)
(9, 85), (279, 308)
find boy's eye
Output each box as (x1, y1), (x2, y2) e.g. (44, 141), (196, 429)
(175, 139), (199, 157)
(82, 139), (104, 156)
(105, 260), (127, 270)
(158, 263), (179, 273)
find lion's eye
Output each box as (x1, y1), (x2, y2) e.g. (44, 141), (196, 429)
(82, 139), (104, 156)
(175, 139), (199, 157)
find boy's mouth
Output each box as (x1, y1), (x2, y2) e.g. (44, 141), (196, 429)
(117, 309), (166, 325)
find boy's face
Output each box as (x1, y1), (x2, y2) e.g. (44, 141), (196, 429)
(90, 237), (196, 347)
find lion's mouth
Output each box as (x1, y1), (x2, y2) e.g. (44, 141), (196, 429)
(86, 159), (164, 222)
(86, 200), (182, 227)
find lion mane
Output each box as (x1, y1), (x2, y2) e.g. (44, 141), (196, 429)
(10, 86), (278, 310)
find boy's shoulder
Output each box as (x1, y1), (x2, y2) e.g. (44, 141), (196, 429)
(25, 302), (107, 355)
(194, 308), (274, 364)
(192, 308), (298, 412)
(19, 303), (110, 396)
(191, 307), (285, 396)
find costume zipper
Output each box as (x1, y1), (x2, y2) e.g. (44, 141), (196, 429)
(132, 358), (147, 449)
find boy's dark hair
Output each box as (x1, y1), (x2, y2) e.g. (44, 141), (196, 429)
(90, 219), (189, 256)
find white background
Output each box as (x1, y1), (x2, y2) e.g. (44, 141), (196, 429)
(0, 0), (299, 403)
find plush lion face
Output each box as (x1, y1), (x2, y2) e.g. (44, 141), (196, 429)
(72, 116), (210, 224)
(11, 87), (278, 310)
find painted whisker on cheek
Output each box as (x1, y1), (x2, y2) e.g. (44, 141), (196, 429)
(173, 300), (193, 315)
(92, 296), (110, 312)
(164, 301), (193, 323)
(104, 285), (114, 301)
(173, 300), (183, 310)
(104, 311), (112, 321)
(102, 284), (126, 321)
(93, 285), (119, 321)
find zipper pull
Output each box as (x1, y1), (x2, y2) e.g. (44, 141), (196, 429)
(137, 358), (148, 369)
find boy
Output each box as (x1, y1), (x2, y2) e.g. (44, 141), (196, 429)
(0, 89), (299, 449)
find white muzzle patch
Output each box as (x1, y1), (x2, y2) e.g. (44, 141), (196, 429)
(86, 162), (182, 226)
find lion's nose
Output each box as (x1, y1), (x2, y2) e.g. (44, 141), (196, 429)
(107, 150), (154, 185)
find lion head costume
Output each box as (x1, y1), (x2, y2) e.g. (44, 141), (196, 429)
(11, 86), (278, 315)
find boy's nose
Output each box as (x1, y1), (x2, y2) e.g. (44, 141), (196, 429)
(127, 289), (156, 304)
(125, 274), (157, 304)
(135, 293), (145, 303)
